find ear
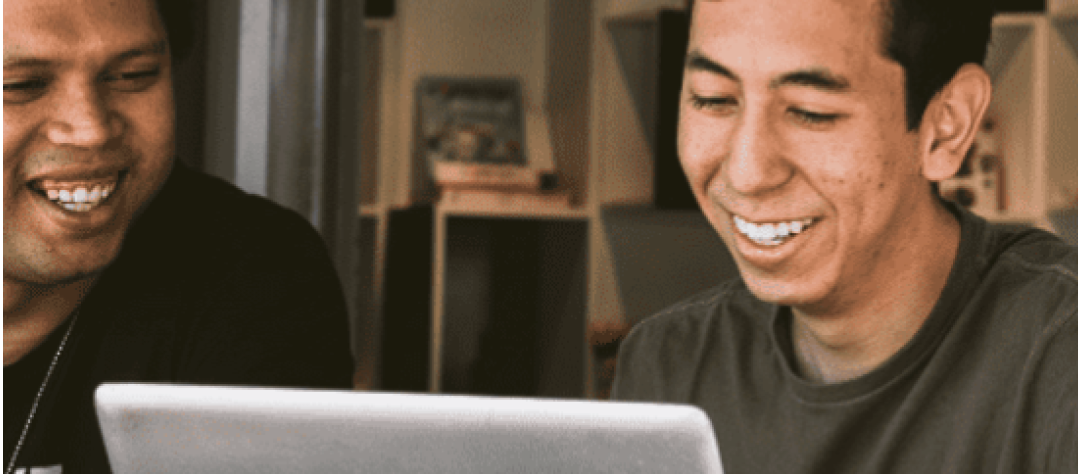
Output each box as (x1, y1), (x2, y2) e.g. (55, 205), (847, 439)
(917, 64), (993, 182)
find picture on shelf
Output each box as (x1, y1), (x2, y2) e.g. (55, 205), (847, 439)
(417, 77), (526, 168)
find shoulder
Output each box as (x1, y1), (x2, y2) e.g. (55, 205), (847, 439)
(94, 162), (343, 317)
(975, 224), (1078, 452)
(80, 163), (352, 388)
(977, 222), (1078, 322)
(114, 163), (336, 286)
(624, 279), (768, 350)
(134, 163), (324, 255)
(982, 222), (1078, 278)
(613, 280), (769, 397)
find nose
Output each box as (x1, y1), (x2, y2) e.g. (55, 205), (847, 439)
(45, 81), (123, 148)
(722, 108), (793, 196)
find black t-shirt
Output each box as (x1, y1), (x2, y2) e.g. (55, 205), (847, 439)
(4, 317), (73, 466)
(3, 163), (355, 473)
(612, 205), (1078, 473)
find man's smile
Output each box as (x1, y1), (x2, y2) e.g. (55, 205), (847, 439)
(31, 174), (123, 213)
(732, 214), (816, 247)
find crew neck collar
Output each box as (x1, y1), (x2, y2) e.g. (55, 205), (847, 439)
(771, 202), (987, 404)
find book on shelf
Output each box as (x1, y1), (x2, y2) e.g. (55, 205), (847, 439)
(432, 161), (543, 192)
(438, 188), (572, 213)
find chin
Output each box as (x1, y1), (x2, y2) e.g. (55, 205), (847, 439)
(739, 267), (837, 310)
(6, 234), (124, 287)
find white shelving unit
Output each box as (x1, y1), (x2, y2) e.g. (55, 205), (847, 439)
(981, 5), (1078, 230)
(356, 0), (597, 397)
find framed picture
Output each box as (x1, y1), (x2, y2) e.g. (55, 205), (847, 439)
(417, 77), (526, 169)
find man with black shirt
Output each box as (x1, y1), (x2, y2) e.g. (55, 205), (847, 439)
(612, 0), (1078, 472)
(4, 0), (354, 471)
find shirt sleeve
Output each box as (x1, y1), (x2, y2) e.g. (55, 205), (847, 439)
(1046, 398), (1077, 474)
(610, 319), (669, 402)
(178, 208), (355, 390)
(1043, 308), (1078, 473)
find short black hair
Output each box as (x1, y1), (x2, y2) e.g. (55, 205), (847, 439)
(153, 0), (198, 63)
(686, 0), (997, 131)
(881, 0), (996, 130)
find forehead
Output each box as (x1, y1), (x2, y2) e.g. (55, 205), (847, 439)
(3, 0), (163, 65)
(690, 0), (891, 81)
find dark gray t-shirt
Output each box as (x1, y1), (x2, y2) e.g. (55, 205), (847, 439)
(612, 207), (1078, 473)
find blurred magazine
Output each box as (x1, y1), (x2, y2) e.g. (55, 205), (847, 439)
(418, 77), (526, 180)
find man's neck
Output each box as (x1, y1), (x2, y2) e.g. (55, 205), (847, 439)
(4, 277), (95, 366)
(791, 202), (962, 384)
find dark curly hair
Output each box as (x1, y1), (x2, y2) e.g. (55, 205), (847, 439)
(153, 0), (199, 62)
(687, 0), (997, 131)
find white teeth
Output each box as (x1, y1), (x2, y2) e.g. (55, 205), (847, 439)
(758, 224), (776, 240)
(733, 215), (814, 246)
(61, 202), (93, 212)
(40, 180), (118, 213)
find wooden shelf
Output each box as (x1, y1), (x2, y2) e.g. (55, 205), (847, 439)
(980, 211), (1044, 225)
(603, 0), (686, 21)
(994, 12), (1042, 26)
(436, 202), (590, 221)
(604, 8), (667, 24)
(363, 17), (394, 30)
(358, 203), (387, 218)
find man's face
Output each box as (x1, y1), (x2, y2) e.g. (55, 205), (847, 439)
(680, 0), (930, 312)
(4, 0), (175, 287)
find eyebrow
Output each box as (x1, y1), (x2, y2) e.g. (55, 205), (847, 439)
(684, 50), (852, 93)
(3, 40), (168, 69)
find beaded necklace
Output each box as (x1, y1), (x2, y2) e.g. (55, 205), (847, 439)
(6, 312), (79, 474)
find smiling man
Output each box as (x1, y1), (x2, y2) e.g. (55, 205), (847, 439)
(612, 0), (1078, 472)
(4, 0), (353, 471)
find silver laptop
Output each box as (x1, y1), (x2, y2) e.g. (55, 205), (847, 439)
(95, 383), (724, 474)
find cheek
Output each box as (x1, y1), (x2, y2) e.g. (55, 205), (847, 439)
(4, 114), (34, 196)
(809, 132), (898, 197)
(3, 118), (13, 159)
(119, 89), (176, 164)
(793, 135), (857, 194)
(677, 110), (728, 191)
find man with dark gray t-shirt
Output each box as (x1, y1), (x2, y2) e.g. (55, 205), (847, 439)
(612, 1), (1078, 473)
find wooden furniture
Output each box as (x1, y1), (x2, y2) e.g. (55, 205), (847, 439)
(980, 4), (1078, 229)
(379, 206), (588, 397)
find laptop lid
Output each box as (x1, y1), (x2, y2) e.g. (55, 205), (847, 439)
(94, 383), (724, 474)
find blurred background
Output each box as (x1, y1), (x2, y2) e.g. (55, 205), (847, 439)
(170, 0), (1078, 398)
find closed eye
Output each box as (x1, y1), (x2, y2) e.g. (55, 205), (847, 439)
(3, 78), (50, 104)
(789, 108), (841, 128)
(102, 68), (162, 92)
(689, 94), (738, 114)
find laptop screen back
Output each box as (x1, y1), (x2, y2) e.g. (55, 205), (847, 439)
(94, 384), (723, 474)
